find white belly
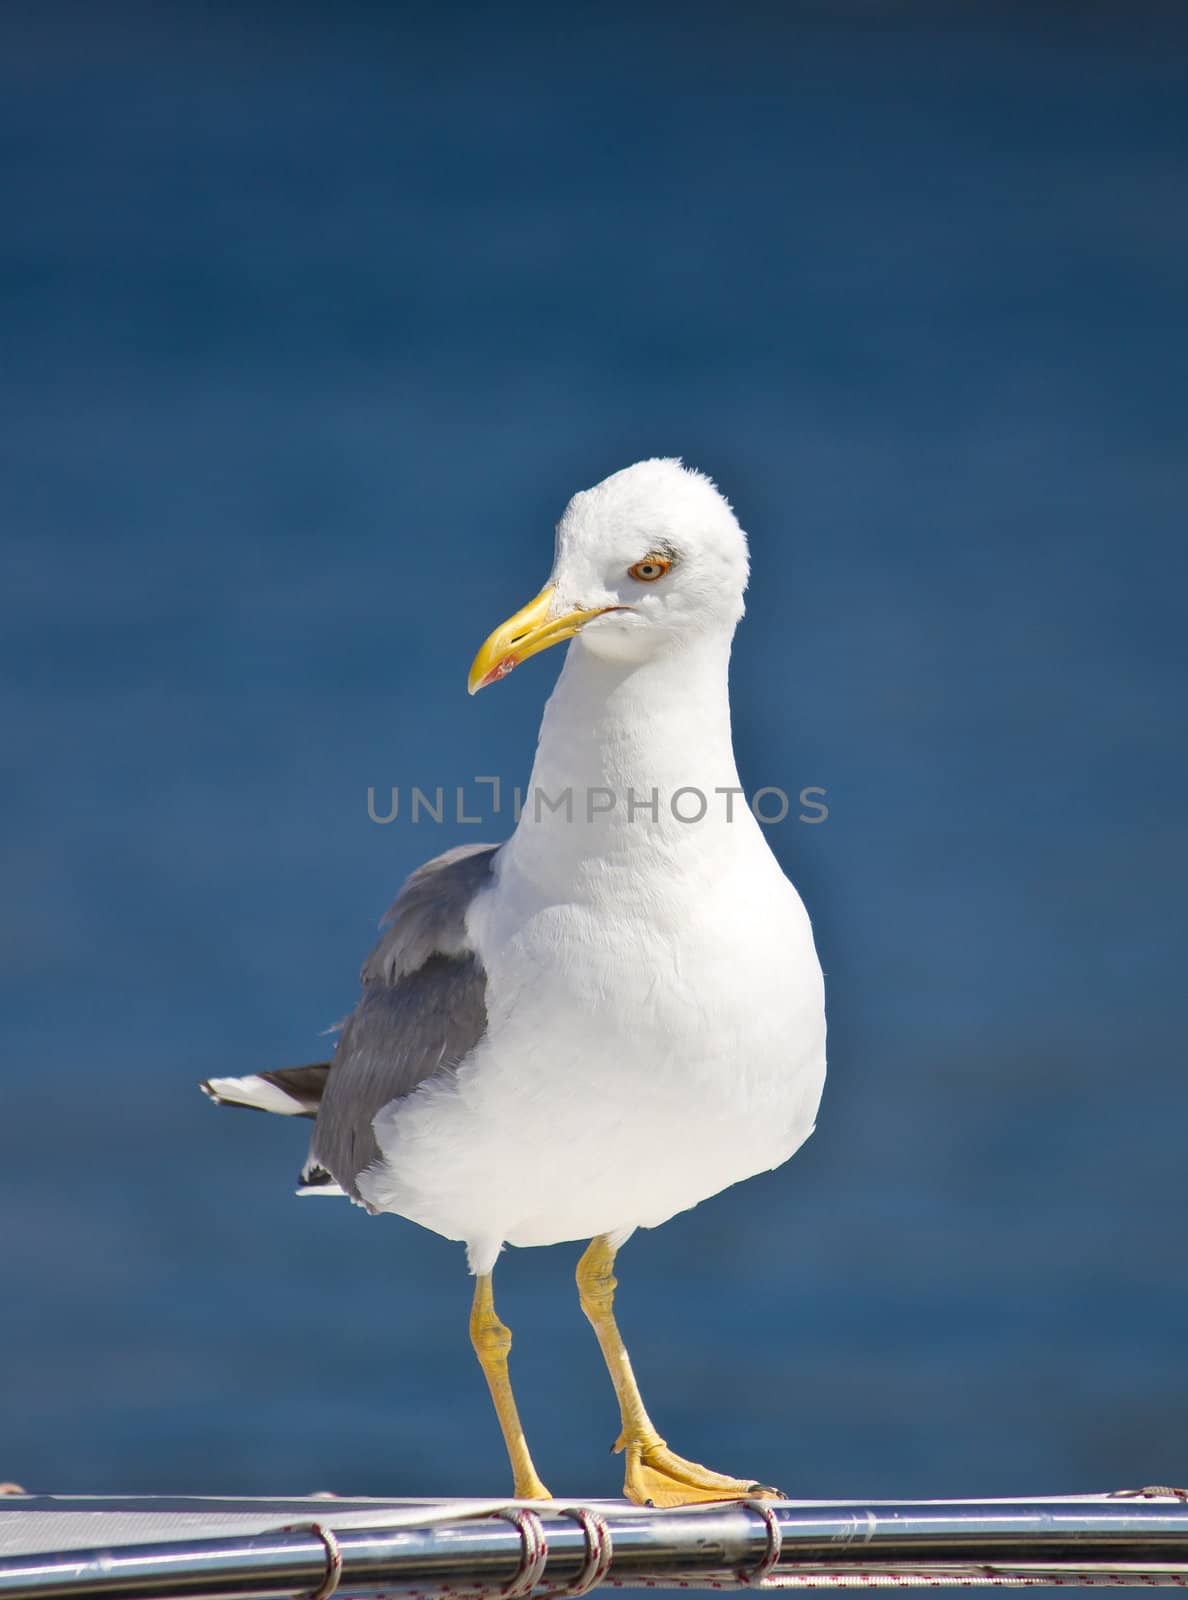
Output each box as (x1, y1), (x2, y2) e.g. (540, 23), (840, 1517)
(361, 846), (827, 1274)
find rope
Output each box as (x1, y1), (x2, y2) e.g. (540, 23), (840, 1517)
(545, 1506), (614, 1598)
(434, 1507), (549, 1599)
(737, 1500), (783, 1586)
(306, 1523), (343, 1600)
(492, 1508), (550, 1598)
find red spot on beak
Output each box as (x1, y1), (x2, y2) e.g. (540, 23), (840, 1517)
(478, 655), (518, 690)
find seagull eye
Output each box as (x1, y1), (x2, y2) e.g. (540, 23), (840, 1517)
(628, 557), (670, 583)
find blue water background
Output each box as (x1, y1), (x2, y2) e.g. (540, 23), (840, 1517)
(2, 3), (1187, 1574)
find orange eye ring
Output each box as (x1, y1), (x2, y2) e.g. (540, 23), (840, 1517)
(628, 557), (671, 582)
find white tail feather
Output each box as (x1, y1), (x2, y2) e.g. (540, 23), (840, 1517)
(201, 1074), (314, 1116)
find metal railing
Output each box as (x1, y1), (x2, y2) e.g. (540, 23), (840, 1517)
(2, 1493), (1187, 1596)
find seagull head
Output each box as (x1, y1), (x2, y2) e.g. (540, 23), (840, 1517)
(468, 459), (750, 693)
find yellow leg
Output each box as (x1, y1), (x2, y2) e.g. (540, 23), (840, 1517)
(576, 1235), (781, 1508)
(469, 1273), (552, 1500)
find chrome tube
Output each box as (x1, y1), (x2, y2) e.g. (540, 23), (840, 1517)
(0, 1498), (1186, 1596)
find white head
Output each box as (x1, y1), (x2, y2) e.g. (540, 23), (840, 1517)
(469, 459), (750, 691)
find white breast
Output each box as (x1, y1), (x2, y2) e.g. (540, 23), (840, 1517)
(364, 636), (827, 1274)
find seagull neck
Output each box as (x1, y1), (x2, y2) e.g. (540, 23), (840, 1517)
(519, 631), (742, 837)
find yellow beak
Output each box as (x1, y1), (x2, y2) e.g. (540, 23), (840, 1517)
(468, 585), (612, 694)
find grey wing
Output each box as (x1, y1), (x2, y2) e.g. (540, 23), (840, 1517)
(305, 842), (498, 1205)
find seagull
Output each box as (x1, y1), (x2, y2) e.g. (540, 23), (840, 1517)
(203, 459), (827, 1507)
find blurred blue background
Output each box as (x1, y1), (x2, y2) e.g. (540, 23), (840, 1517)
(2, 0), (1187, 1575)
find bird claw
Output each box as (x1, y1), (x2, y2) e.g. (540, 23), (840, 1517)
(621, 1439), (782, 1508)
